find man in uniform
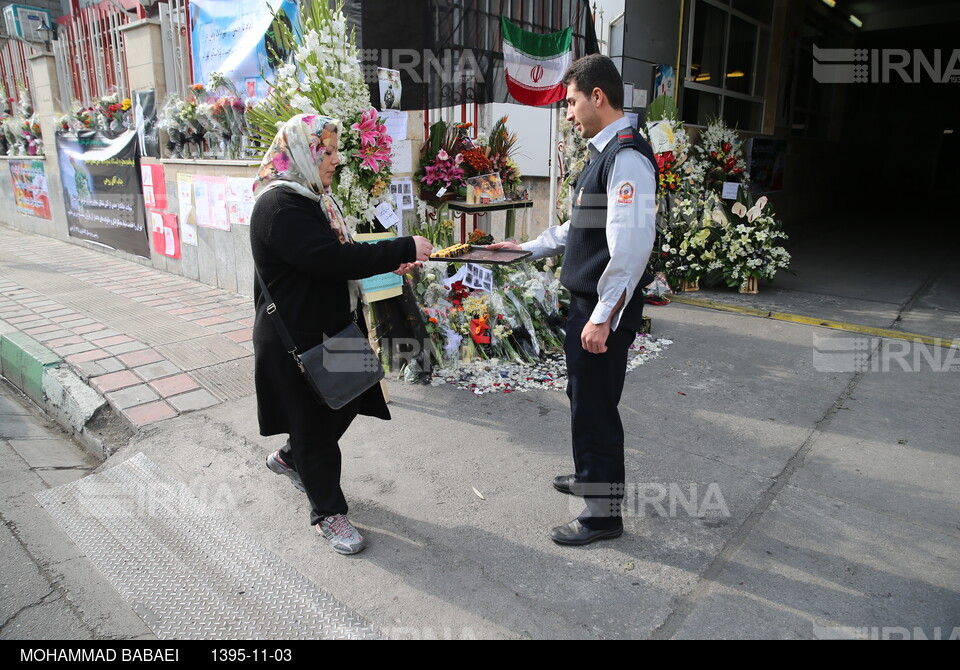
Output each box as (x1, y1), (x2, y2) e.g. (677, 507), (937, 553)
(491, 54), (658, 545)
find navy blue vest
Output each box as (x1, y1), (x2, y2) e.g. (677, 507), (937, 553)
(560, 126), (658, 330)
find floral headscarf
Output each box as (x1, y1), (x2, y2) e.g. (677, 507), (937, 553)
(253, 113), (341, 202)
(254, 113), (367, 313)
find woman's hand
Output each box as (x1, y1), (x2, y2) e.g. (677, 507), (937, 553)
(393, 262), (421, 276)
(486, 241), (522, 251)
(413, 236), (434, 262)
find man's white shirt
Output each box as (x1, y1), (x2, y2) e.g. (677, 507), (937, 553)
(522, 116), (657, 330)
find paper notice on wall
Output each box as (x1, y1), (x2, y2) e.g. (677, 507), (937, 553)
(226, 176), (256, 226)
(141, 164), (167, 212)
(192, 179), (211, 228)
(177, 174), (193, 224)
(142, 165), (155, 209)
(390, 179), (414, 211)
(193, 176), (230, 231)
(151, 211), (181, 260)
(381, 110), (408, 141)
(390, 140), (414, 174)
(209, 178), (229, 231)
(374, 200), (401, 229)
(164, 225), (176, 257)
(181, 220), (198, 247)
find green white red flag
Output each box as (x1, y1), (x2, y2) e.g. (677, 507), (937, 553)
(501, 18), (573, 107)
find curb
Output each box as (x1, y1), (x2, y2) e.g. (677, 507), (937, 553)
(669, 294), (959, 349)
(0, 319), (129, 461)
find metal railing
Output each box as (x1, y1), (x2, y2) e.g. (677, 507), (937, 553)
(0, 38), (37, 109)
(53, 3), (132, 107)
(160, 0), (192, 100)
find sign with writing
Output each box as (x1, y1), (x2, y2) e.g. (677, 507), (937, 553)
(7, 159), (51, 219)
(56, 130), (150, 258)
(190, 0), (299, 101)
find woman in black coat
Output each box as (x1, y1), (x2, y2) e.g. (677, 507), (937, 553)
(250, 114), (432, 555)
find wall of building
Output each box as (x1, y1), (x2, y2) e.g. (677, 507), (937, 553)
(612, 0), (681, 118)
(0, 0), (68, 21)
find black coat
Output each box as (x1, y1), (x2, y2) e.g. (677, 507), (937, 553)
(250, 187), (416, 437)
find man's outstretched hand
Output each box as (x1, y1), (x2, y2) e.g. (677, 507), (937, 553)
(486, 241), (522, 251)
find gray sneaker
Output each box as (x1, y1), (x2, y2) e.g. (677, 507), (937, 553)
(316, 514), (367, 555)
(265, 450), (305, 492)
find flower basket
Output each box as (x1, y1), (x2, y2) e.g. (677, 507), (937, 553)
(739, 276), (759, 294)
(418, 186), (459, 203)
(679, 277), (700, 292)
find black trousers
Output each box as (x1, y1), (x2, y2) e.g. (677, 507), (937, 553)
(280, 402), (359, 526)
(564, 302), (635, 530)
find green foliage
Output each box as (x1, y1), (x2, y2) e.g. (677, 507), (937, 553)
(647, 95), (678, 122)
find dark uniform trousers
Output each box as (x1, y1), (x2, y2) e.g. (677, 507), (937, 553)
(564, 298), (636, 530)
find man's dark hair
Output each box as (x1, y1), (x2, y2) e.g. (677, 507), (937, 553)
(562, 54), (624, 110)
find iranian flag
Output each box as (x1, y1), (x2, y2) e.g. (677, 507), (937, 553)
(501, 18), (573, 107)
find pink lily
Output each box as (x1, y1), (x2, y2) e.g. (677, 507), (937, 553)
(356, 145), (391, 172)
(351, 108), (381, 149)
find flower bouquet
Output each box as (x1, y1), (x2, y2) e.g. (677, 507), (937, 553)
(642, 96), (694, 196)
(690, 117), (750, 196)
(56, 101), (99, 133)
(92, 91), (131, 134)
(159, 89), (209, 158)
(558, 116), (590, 222)
(484, 116), (523, 196)
(416, 120), (467, 202)
(717, 194), (791, 291)
(652, 193), (719, 289)
(245, 0), (394, 230)
(206, 72), (249, 159)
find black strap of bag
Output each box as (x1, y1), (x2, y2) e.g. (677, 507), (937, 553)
(254, 270), (301, 362)
(254, 270), (384, 410)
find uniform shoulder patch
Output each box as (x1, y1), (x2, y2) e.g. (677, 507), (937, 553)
(617, 182), (635, 205)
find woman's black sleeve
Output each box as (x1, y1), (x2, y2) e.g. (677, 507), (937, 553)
(266, 197), (417, 280)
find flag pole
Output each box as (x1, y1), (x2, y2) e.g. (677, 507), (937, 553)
(548, 104), (558, 228)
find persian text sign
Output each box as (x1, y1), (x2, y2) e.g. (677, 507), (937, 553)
(190, 0), (299, 101)
(56, 130), (150, 258)
(8, 159), (52, 219)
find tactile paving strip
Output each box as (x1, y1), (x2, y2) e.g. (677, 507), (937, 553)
(191, 358), (256, 401)
(35, 453), (381, 640)
(157, 335), (252, 371)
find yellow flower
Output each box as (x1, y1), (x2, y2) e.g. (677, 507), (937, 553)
(121, 98), (131, 111)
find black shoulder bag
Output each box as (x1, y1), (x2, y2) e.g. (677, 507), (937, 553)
(255, 270), (384, 410)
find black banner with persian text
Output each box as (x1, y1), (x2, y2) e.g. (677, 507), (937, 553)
(56, 130), (150, 258)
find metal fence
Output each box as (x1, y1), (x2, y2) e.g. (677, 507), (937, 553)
(53, 2), (132, 107)
(0, 38), (37, 109)
(159, 0), (193, 101)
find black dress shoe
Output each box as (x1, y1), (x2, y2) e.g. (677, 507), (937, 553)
(550, 520), (623, 546)
(552, 474), (584, 496)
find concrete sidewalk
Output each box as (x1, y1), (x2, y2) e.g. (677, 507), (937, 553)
(1, 223), (958, 640)
(0, 226), (253, 436)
